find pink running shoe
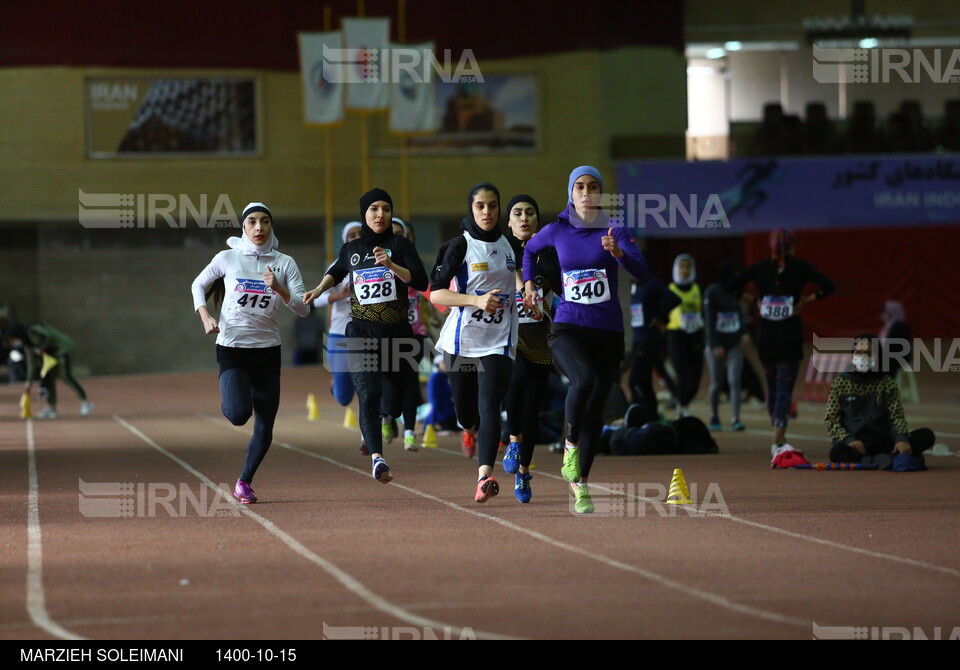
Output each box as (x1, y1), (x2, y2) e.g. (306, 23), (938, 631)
(233, 479), (257, 504)
(462, 431), (476, 458)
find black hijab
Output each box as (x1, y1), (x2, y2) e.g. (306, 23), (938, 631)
(505, 193), (540, 257)
(359, 188), (395, 246)
(461, 182), (503, 243)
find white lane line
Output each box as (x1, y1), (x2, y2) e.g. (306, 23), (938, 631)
(24, 419), (86, 641)
(201, 418), (809, 629)
(304, 417), (960, 580)
(115, 415), (517, 641)
(0, 599), (503, 633)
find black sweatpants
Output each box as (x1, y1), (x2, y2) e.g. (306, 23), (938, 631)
(829, 428), (935, 462)
(346, 321), (414, 455)
(39, 352), (88, 407)
(667, 329), (705, 408)
(628, 337), (665, 426)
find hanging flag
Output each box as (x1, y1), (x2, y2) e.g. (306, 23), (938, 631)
(388, 42), (438, 133)
(342, 17), (390, 110)
(298, 31), (345, 125)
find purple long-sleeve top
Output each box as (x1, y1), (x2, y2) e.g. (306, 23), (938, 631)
(522, 205), (648, 332)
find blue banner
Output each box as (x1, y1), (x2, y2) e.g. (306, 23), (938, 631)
(615, 155), (960, 236)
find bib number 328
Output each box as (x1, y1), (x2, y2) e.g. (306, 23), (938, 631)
(353, 268), (396, 305)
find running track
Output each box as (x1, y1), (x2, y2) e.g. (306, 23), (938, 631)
(2, 367), (959, 642)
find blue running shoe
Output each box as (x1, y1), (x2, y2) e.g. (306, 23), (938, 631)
(709, 416), (722, 431)
(731, 420), (746, 431)
(503, 442), (520, 474)
(514, 473), (532, 503)
(372, 456), (393, 484)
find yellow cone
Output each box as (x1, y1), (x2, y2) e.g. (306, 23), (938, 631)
(665, 468), (693, 505)
(40, 353), (58, 378)
(306, 393), (319, 421)
(529, 459), (536, 470)
(421, 423), (438, 448)
(19, 392), (31, 419)
(342, 406), (358, 429)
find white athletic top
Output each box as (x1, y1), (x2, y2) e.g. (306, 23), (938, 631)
(312, 274), (352, 336)
(191, 234), (309, 348)
(435, 232), (519, 359)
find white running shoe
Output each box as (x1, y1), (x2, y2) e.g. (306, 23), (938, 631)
(771, 443), (796, 458)
(37, 408), (58, 419)
(80, 401), (95, 416)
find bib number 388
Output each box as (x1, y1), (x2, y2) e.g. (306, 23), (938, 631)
(760, 295), (793, 321)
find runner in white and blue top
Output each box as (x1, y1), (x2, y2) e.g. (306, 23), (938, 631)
(191, 202), (310, 505)
(430, 182), (520, 504)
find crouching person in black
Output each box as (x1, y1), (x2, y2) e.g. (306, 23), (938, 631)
(599, 404), (719, 456)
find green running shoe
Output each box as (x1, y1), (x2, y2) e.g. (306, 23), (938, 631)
(574, 482), (594, 514)
(561, 446), (581, 483)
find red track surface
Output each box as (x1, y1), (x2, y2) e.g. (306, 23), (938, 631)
(3, 367), (959, 642)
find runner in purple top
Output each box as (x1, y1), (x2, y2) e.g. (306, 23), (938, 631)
(522, 166), (648, 513)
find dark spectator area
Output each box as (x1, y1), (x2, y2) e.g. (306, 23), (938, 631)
(732, 99), (960, 156)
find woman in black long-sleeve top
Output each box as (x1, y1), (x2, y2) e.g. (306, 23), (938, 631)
(726, 228), (834, 456)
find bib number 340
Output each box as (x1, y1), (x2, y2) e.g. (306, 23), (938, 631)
(563, 269), (609, 305)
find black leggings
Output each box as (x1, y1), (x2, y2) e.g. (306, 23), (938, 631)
(505, 354), (552, 468)
(445, 352), (513, 469)
(380, 334), (429, 431)
(220, 368), (280, 484)
(667, 329), (705, 407)
(628, 340), (664, 425)
(549, 325), (624, 479)
(346, 322), (413, 455)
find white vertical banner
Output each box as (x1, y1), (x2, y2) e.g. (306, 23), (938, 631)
(298, 31), (345, 125)
(342, 17), (390, 110)
(388, 42), (438, 133)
